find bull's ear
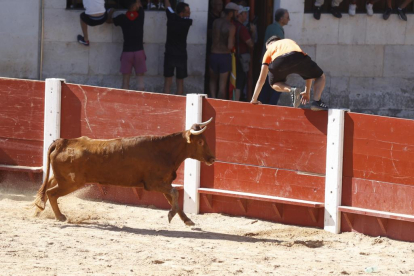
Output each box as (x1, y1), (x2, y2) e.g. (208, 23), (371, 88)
(185, 130), (192, 143)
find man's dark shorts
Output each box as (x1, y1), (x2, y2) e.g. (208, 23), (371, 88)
(80, 12), (108, 27)
(267, 52), (323, 85)
(209, 53), (231, 74)
(164, 54), (188, 79)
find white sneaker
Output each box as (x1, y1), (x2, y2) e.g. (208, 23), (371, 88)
(366, 3), (374, 16)
(349, 4), (356, 16)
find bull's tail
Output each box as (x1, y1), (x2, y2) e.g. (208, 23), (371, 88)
(32, 141), (57, 214)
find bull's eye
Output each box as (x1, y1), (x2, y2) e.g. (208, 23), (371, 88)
(198, 139), (204, 146)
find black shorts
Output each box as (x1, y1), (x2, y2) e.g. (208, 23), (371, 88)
(164, 54), (188, 79)
(267, 52), (323, 85)
(80, 12), (108, 27)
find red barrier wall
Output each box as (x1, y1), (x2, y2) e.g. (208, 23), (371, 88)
(0, 78), (44, 167)
(199, 98), (327, 227)
(60, 83), (187, 209)
(342, 113), (414, 240)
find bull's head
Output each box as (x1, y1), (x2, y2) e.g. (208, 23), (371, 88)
(185, 117), (216, 166)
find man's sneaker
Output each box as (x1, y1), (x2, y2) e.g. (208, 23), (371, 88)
(349, 4), (356, 16)
(290, 87), (301, 108)
(331, 6), (342, 18)
(383, 8), (392, 20)
(366, 3), (374, 16)
(313, 6), (322, 20)
(311, 100), (329, 111)
(77, 35), (89, 46)
(397, 8), (407, 21)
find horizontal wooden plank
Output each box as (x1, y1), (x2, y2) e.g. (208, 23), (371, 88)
(0, 138), (43, 167)
(339, 206), (414, 223)
(202, 98), (328, 173)
(341, 176), (414, 215)
(61, 84), (186, 139)
(0, 78), (44, 141)
(0, 165), (42, 173)
(198, 188), (324, 208)
(344, 112), (414, 185)
(201, 162), (325, 202)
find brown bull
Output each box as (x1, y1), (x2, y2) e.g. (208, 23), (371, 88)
(33, 118), (215, 226)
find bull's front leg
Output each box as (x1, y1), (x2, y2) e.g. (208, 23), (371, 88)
(163, 191), (195, 226)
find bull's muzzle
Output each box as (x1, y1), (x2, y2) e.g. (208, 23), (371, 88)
(205, 157), (215, 166)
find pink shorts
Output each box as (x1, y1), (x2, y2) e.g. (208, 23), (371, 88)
(120, 50), (147, 75)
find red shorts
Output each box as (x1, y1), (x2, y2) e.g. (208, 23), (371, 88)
(120, 50), (147, 75)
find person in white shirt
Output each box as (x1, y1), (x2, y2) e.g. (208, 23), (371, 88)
(77, 0), (108, 46)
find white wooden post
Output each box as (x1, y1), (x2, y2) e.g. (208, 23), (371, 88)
(324, 109), (346, 234)
(183, 94), (207, 214)
(43, 78), (65, 180)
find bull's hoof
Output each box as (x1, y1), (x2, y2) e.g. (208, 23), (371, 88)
(184, 219), (195, 226)
(56, 214), (67, 222)
(168, 210), (177, 223)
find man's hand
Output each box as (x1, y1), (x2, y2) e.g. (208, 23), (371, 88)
(250, 99), (262, 105)
(300, 91), (310, 105)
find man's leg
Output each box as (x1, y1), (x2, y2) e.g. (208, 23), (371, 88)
(137, 74), (145, 91)
(80, 17), (89, 42)
(313, 73), (326, 101)
(400, 0), (413, 8)
(217, 72), (230, 99)
(176, 78), (184, 95)
(164, 77), (173, 94)
(209, 68), (218, 98)
(122, 74), (131, 90)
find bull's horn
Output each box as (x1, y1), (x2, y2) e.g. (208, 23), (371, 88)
(198, 117), (213, 127)
(190, 126), (207, 135)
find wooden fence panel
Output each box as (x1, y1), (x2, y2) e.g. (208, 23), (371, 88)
(0, 78), (44, 166)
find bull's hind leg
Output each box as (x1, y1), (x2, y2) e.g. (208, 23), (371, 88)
(34, 176), (58, 216)
(163, 193), (195, 226)
(46, 182), (82, 222)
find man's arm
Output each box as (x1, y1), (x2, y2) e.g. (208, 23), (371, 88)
(228, 24), (236, 50)
(300, 79), (312, 105)
(250, 65), (269, 104)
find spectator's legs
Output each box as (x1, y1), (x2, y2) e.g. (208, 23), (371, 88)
(330, 0), (343, 18)
(164, 77), (173, 94)
(383, 0), (392, 19)
(312, 73), (326, 101)
(176, 78), (184, 95)
(137, 74), (145, 91)
(122, 74), (131, 90)
(397, 0), (411, 20)
(314, 0), (324, 7)
(400, 0), (413, 8)
(209, 68), (218, 98)
(314, 0), (324, 19)
(80, 17), (89, 42)
(217, 72), (230, 99)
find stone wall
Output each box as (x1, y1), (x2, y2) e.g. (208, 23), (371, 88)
(0, 0), (41, 79)
(42, 0), (208, 94)
(276, 0), (414, 119)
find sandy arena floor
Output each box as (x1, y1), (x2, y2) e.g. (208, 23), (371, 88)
(0, 179), (413, 276)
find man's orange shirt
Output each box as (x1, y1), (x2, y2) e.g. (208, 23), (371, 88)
(262, 39), (305, 65)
